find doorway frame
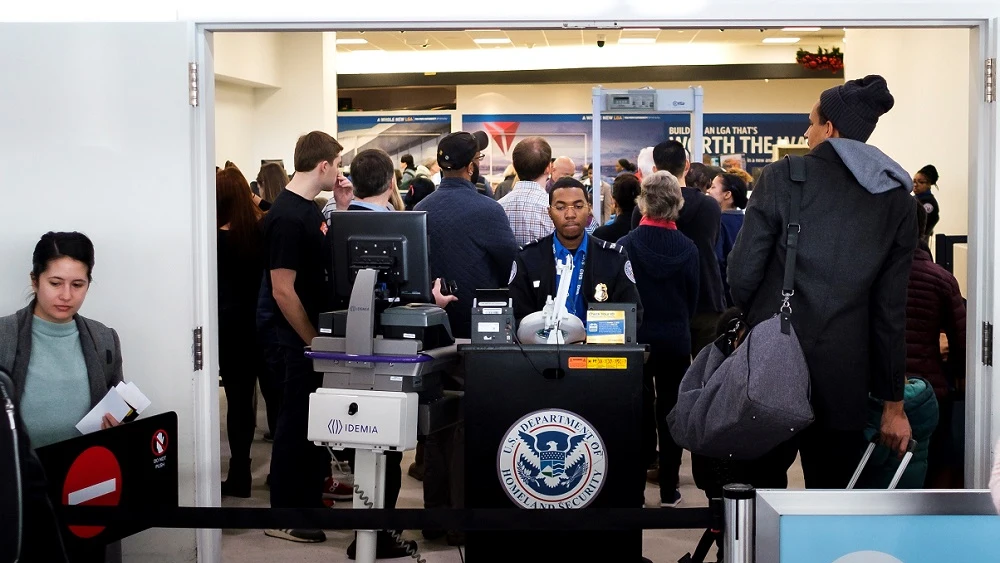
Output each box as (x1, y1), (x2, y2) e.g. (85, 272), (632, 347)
(189, 16), (997, 563)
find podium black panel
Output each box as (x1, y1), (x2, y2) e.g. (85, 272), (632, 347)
(35, 412), (179, 548)
(462, 344), (645, 562)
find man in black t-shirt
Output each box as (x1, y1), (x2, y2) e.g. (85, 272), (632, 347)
(263, 131), (348, 545)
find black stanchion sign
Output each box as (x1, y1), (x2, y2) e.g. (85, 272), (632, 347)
(36, 412), (179, 547)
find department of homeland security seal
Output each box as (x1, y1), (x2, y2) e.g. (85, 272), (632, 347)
(497, 409), (607, 509)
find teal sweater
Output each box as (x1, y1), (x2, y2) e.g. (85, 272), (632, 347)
(20, 315), (91, 448)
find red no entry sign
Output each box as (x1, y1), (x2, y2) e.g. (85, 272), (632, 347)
(152, 429), (169, 456)
(62, 446), (122, 539)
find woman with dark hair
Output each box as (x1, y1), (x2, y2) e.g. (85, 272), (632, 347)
(593, 172), (641, 243)
(913, 164), (940, 238)
(708, 173), (748, 307)
(615, 157), (637, 175)
(685, 162), (723, 194)
(0, 231), (126, 563)
(216, 167), (270, 497)
(257, 162), (289, 207)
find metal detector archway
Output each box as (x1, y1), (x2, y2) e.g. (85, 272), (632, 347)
(590, 86), (704, 225)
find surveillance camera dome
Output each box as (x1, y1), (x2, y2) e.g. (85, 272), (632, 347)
(597, 34), (606, 48)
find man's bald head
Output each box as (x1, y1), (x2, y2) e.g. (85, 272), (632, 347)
(552, 156), (576, 180)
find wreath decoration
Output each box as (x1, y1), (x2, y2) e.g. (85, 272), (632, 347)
(795, 46), (844, 73)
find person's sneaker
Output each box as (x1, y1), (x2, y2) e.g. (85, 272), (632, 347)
(323, 477), (354, 500)
(445, 530), (465, 546)
(264, 529), (326, 543)
(421, 529), (446, 540)
(407, 461), (424, 481)
(346, 532), (418, 560)
(660, 489), (682, 508)
(262, 431), (274, 442)
(646, 467), (660, 484)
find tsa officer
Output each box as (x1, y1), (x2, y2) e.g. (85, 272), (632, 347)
(508, 177), (643, 327)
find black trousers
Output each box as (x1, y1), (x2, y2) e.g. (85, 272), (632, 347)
(257, 329), (285, 436)
(641, 348), (691, 496)
(698, 424), (866, 496)
(218, 322), (264, 465)
(269, 346), (328, 509)
(423, 422), (464, 512)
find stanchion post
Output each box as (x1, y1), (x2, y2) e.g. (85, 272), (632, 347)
(723, 483), (755, 563)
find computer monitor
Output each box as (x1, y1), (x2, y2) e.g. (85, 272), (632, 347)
(328, 210), (432, 304)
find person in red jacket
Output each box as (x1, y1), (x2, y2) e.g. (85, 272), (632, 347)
(905, 199), (966, 487)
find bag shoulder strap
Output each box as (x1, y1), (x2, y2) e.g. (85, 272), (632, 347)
(781, 155), (806, 334)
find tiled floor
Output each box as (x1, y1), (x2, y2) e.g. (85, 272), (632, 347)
(219, 389), (804, 563)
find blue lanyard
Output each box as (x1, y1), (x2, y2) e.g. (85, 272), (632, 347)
(553, 234), (588, 320)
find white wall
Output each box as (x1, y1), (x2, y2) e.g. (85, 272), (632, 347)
(0, 23), (201, 562)
(845, 28), (971, 238)
(250, 32), (338, 174)
(214, 80), (256, 174)
(458, 78), (841, 115)
(213, 31), (282, 87)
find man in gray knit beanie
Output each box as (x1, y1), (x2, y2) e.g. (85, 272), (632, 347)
(727, 74), (917, 491)
(810, 74), (896, 144)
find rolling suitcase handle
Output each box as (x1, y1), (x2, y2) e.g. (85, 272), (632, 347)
(847, 434), (918, 490)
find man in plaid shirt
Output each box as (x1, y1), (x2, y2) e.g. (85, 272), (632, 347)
(499, 137), (556, 246)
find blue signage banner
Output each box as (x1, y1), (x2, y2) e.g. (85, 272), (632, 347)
(336, 113), (452, 166)
(780, 515), (1000, 562)
(338, 114), (451, 132)
(462, 113), (807, 181)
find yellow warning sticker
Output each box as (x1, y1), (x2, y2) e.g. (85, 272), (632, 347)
(567, 357), (628, 370)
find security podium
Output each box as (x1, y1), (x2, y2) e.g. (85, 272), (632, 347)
(461, 343), (646, 562)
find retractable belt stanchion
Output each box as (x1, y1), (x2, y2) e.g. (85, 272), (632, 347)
(724, 484), (755, 563)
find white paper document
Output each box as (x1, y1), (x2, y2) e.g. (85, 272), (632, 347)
(75, 381), (150, 435)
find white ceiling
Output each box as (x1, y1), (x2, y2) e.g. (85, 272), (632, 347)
(335, 27), (845, 52)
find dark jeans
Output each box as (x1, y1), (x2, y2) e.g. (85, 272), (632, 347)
(269, 346), (328, 509)
(257, 328), (285, 436)
(641, 349), (690, 497)
(219, 322), (264, 464)
(424, 422), (464, 511)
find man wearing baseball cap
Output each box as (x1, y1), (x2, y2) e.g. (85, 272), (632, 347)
(728, 75), (918, 489)
(413, 132), (517, 543)
(414, 131), (517, 339)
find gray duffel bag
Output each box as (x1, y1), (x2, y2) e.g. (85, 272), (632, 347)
(666, 314), (814, 460)
(666, 155), (814, 460)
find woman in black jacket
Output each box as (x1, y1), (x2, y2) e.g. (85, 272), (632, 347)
(618, 171), (700, 507)
(216, 167), (270, 497)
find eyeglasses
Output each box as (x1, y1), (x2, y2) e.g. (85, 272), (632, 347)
(551, 203), (588, 213)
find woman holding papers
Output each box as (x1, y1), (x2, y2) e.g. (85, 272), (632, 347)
(0, 231), (124, 449)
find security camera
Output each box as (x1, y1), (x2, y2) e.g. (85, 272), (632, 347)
(597, 34), (606, 48)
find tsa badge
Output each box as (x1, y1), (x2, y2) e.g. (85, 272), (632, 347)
(496, 409), (607, 509)
(594, 283), (609, 302)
